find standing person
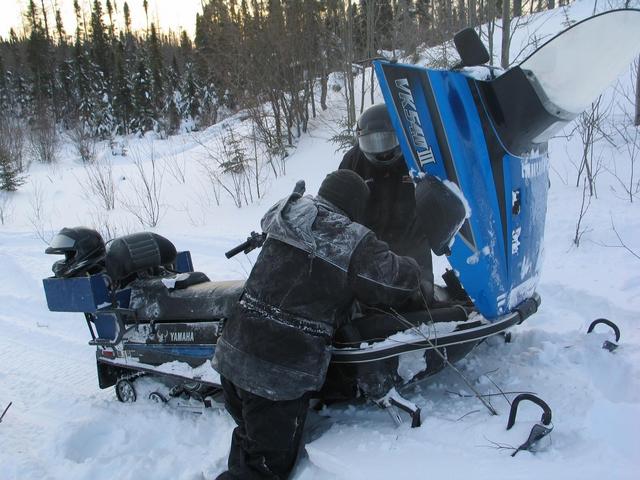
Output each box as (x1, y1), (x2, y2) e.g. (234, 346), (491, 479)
(340, 103), (435, 302)
(212, 170), (421, 480)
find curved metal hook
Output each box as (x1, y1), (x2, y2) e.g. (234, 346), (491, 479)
(587, 318), (621, 343)
(506, 394), (552, 430)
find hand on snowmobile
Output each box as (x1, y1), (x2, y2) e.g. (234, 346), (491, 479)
(414, 175), (467, 256)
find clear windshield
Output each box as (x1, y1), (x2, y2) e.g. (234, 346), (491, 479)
(520, 9), (640, 116)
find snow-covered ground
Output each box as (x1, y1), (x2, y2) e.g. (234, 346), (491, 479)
(1, 1), (640, 478)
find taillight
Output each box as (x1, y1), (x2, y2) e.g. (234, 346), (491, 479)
(100, 349), (115, 358)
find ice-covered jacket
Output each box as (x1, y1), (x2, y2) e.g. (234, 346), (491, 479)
(340, 146), (434, 299)
(212, 188), (420, 401)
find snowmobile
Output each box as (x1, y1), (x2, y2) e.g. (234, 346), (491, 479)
(42, 9), (640, 426)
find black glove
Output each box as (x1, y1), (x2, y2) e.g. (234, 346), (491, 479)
(414, 175), (467, 256)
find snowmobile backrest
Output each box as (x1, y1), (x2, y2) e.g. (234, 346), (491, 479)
(106, 232), (177, 281)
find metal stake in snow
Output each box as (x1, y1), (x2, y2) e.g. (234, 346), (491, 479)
(0, 402), (12, 423)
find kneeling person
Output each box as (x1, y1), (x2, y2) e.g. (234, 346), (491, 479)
(213, 170), (421, 479)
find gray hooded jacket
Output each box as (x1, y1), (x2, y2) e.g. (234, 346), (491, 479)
(213, 186), (420, 400)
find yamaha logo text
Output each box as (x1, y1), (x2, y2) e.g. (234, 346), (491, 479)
(169, 331), (194, 342)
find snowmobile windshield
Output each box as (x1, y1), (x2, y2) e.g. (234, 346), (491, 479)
(358, 131), (399, 155)
(520, 9), (640, 119)
(45, 233), (76, 254)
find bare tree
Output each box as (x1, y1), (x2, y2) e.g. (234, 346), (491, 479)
(570, 95), (612, 197)
(89, 209), (133, 242)
(573, 179), (592, 247)
(484, 0), (498, 66)
(83, 155), (116, 210)
(246, 104), (287, 178)
(607, 69), (640, 203)
(28, 181), (54, 243)
(68, 122), (97, 163)
(485, 0), (545, 70)
(121, 145), (165, 227)
(163, 143), (188, 184)
(635, 56), (640, 127)
(602, 218), (640, 261)
(513, 0), (523, 16)
(609, 116), (640, 203)
(197, 157), (222, 207)
(28, 114), (59, 164)
(342, 1), (357, 133)
(193, 127), (263, 208)
(501, 0), (512, 69)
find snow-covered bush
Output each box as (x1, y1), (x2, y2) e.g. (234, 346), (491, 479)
(0, 116), (26, 191)
(28, 115), (59, 165)
(121, 145), (165, 228)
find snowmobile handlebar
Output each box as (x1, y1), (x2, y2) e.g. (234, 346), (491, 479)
(225, 232), (267, 259)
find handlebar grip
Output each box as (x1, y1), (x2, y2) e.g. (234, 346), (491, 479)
(225, 240), (251, 259)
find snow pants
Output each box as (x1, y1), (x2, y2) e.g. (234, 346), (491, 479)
(216, 376), (311, 480)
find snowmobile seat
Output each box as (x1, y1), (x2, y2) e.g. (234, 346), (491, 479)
(129, 278), (245, 323)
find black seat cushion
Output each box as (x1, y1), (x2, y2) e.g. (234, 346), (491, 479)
(129, 277), (245, 322)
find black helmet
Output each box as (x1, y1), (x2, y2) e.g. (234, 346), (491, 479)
(356, 104), (402, 168)
(46, 227), (106, 277)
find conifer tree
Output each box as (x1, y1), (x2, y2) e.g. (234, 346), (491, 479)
(148, 23), (165, 119)
(0, 53), (7, 109)
(182, 63), (200, 124)
(25, 0), (52, 110)
(0, 149), (25, 192)
(89, 0), (111, 88)
(112, 36), (133, 134)
(132, 59), (154, 133)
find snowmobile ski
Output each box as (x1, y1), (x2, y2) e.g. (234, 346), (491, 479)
(587, 318), (621, 352)
(506, 393), (553, 457)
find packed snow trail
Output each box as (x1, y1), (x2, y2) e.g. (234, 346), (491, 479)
(1, 223), (639, 480)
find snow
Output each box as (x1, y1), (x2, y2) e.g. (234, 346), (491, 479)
(161, 273), (191, 289)
(1, 1), (640, 479)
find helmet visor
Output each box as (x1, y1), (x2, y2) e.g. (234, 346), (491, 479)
(45, 233), (76, 254)
(358, 131), (399, 155)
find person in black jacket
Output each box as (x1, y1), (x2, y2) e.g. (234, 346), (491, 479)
(340, 103), (434, 302)
(212, 170), (421, 480)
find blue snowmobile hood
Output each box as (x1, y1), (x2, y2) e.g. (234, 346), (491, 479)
(375, 8), (640, 319)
